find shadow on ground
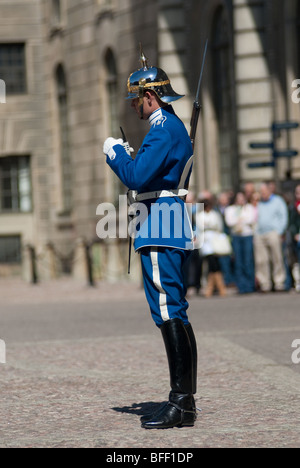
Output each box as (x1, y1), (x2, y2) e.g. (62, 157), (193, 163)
(112, 401), (167, 418)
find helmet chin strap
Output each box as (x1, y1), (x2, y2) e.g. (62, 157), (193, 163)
(139, 102), (144, 120)
(139, 78), (146, 120)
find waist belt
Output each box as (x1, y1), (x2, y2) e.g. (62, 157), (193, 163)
(136, 189), (188, 202)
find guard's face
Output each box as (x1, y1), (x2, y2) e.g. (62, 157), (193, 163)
(131, 96), (153, 120)
(131, 98), (141, 118)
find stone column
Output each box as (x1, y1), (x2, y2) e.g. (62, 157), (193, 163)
(158, 0), (191, 127)
(232, 0), (275, 182)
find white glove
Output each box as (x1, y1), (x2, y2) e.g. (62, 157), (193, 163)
(103, 137), (123, 161)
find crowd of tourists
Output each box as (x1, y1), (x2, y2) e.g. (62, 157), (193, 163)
(185, 182), (300, 297)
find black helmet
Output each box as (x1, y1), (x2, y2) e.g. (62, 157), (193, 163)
(126, 47), (184, 117)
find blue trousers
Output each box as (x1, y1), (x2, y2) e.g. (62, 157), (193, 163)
(232, 235), (256, 294)
(140, 247), (191, 327)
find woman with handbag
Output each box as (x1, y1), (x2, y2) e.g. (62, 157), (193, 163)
(197, 198), (227, 297)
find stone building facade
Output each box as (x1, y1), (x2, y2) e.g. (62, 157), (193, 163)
(0, 0), (299, 280)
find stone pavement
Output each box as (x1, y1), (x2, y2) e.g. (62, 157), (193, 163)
(0, 278), (300, 448)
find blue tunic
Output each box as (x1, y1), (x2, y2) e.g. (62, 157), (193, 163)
(106, 105), (194, 251)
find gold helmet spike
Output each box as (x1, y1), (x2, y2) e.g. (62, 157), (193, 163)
(139, 43), (149, 70)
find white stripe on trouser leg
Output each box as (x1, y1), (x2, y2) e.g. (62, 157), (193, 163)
(150, 248), (170, 322)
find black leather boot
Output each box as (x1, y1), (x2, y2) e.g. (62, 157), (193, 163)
(140, 401), (168, 425)
(142, 319), (197, 430)
(140, 322), (198, 425)
(185, 323), (198, 394)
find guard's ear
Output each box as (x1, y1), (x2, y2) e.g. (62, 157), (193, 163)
(145, 90), (160, 108)
(144, 91), (153, 101)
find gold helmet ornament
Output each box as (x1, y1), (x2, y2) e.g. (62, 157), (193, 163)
(127, 44), (184, 118)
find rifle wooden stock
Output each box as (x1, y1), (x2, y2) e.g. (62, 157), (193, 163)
(120, 126), (134, 275)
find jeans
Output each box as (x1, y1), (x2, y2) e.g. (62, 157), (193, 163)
(232, 235), (256, 294)
(219, 255), (235, 285)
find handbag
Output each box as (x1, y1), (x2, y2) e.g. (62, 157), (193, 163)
(211, 232), (232, 256)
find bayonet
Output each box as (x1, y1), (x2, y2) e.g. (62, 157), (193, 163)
(190, 40), (208, 150)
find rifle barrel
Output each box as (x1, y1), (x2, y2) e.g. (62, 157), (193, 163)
(190, 103), (201, 149)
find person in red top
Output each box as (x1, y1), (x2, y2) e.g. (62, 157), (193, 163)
(294, 184), (300, 212)
(290, 185), (300, 292)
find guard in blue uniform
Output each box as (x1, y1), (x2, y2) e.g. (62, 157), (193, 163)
(103, 50), (198, 429)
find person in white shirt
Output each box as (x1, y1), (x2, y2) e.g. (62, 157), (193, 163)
(225, 192), (257, 294)
(197, 198), (227, 297)
(254, 184), (288, 292)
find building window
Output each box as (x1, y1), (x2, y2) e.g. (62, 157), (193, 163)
(55, 64), (72, 213)
(52, 0), (62, 24)
(0, 43), (26, 94)
(0, 236), (21, 264)
(0, 236), (22, 264)
(212, 6), (237, 190)
(0, 156), (32, 213)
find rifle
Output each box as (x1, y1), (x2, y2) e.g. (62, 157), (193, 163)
(120, 126), (134, 275)
(190, 39), (208, 150)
